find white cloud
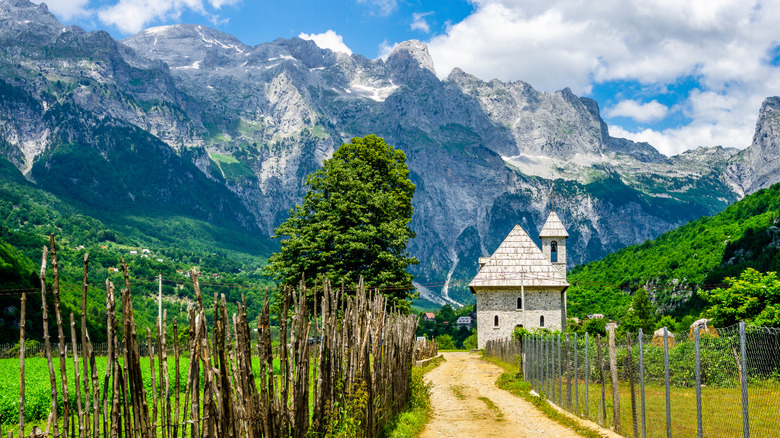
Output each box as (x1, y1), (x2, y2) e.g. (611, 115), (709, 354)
(424, 0), (780, 152)
(411, 12), (433, 33)
(377, 39), (398, 60)
(356, 0), (397, 16)
(96, 0), (239, 34)
(298, 30), (353, 55)
(32, 0), (91, 21)
(605, 100), (669, 123)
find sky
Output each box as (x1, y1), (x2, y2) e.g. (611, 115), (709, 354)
(31, 0), (780, 157)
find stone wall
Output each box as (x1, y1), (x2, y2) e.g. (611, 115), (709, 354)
(475, 288), (564, 349)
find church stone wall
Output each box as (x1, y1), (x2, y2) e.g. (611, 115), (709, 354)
(476, 288), (564, 349)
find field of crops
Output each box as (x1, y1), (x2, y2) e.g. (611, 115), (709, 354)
(0, 356), (191, 427)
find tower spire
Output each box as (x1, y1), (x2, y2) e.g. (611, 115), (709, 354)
(547, 186), (560, 212)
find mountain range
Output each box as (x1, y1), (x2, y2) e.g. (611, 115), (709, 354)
(1, 0), (778, 306)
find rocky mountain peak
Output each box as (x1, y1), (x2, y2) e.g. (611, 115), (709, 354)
(386, 40), (436, 77)
(726, 96), (780, 194)
(122, 24), (250, 69)
(748, 96), (780, 166)
(0, 0), (63, 45)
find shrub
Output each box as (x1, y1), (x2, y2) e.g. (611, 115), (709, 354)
(435, 334), (455, 350)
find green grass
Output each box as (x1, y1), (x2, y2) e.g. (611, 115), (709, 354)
(483, 355), (606, 438)
(310, 125), (329, 139)
(0, 354), (286, 429)
(209, 153), (256, 182)
(451, 384), (466, 400)
(384, 355), (443, 438)
(548, 377), (780, 438)
(477, 396), (504, 421)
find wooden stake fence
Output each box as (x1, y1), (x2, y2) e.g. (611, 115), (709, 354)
(14, 236), (417, 438)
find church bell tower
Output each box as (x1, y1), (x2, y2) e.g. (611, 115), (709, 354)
(540, 211), (568, 277)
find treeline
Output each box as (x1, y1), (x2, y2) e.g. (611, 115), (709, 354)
(0, 153), (278, 344)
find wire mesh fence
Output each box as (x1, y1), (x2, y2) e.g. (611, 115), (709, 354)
(517, 322), (780, 438)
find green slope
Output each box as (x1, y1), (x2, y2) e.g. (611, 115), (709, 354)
(0, 157), (275, 344)
(568, 182), (780, 319)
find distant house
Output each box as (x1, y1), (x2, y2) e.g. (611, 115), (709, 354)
(142, 249), (151, 254)
(423, 312), (436, 321)
(456, 316), (473, 329)
(129, 250), (138, 255)
(586, 314), (605, 320)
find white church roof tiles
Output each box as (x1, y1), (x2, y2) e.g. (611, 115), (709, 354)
(469, 224), (568, 290)
(539, 211), (569, 238)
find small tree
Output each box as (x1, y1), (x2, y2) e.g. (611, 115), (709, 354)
(265, 135), (418, 309)
(703, 268), (780, 327)
(621, 289), (657, 334)
(583, 318), (607, 337)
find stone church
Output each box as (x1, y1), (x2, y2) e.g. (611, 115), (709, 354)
(469, 212), (569, 349)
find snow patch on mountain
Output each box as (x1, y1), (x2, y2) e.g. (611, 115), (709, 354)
(349, 82), (399, 102)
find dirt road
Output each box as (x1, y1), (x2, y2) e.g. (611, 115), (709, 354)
(419, 351), (587, 438)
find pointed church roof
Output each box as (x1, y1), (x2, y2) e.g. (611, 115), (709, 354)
(469, 225), (568, 291)
(539, 211), (569, 238)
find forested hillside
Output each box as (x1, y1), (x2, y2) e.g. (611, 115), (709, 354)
(568, 182), (780, 319)
(0, 156), (274, 343)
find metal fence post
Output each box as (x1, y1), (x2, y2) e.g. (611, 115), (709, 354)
(531, 335), (536, 391)
(535, 334), (540, 393)
(585, 332), (590, 421)
(639, 329), (646, 438)
(534, 335), (540, 394)
(523, 334), (528, 380)
(546, 335), (550, 398)
(574, 332), (579, 416)
(598, 334), (606, 426)
(695, 325), (702, 438)
(566, 333), (572, 410)
(558, 333), (562, 406)
(740, 321), (750, 438)
(664, 327), (671, 438)
(627, 333), (638, 438)
(536, 334), (540, 393)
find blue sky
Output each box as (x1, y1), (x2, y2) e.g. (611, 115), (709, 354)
(34, 0), (780, 157)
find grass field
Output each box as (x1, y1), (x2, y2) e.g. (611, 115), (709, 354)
(537, 376), (780, 437)
(0, 355), (284, 431)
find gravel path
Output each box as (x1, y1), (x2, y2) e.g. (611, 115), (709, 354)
(419, 351), (591, 438)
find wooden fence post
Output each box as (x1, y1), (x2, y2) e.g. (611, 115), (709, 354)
(608, 326), (620, 433)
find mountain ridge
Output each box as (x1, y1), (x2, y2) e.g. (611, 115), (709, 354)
(0, 0), (778, 305)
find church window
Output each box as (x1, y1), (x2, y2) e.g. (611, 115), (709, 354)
(540, 315), (545, 327)
(517, 297), (522, 310)
(494, 315), (499, 327)
(551, 241), (558, 263)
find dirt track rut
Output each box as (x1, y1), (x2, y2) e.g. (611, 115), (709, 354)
(420, 351), (586, 438)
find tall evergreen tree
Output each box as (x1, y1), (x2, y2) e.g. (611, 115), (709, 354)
(621, 289), (657, 333)
(265, 134), (418, 309)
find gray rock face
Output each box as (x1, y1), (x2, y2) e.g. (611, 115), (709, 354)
(727, 97), (780, 195)
(0, 1), (777, 305)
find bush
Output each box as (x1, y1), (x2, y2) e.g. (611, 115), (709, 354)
(463, 333), (478, 350)
(435, 334), (455, 350)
